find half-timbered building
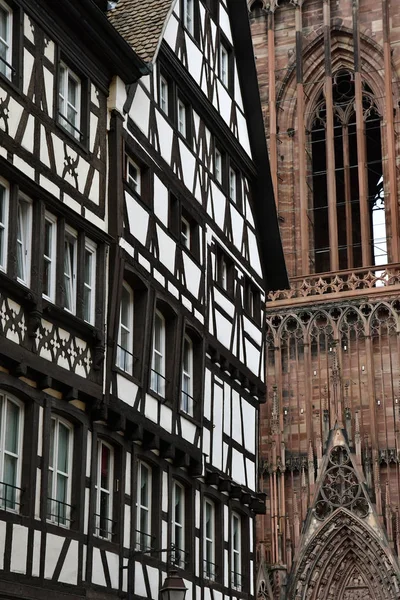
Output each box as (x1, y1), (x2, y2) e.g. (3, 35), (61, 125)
(0, 0), (287, 599)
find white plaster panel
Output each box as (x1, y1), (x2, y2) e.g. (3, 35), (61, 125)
(179, 139), (196, 188)
(35, 468), (41, 518)
(40, 174), (59, 198)
(195, 490), (200, 529)
(160, 404), (172, 434)
(44, 39), (55, 63)
(0, 521), (6, 570)
(231, 204), (244, 251)
(246, 458), (256, 491)
(223, 441), (229, 474)
(223, 383), (231, 436)
(162, 520), (168, 550)
(45, 533), (64, 579)
(89, 113), (98, 154)
(10, 524), (28, 573)
(59, 539), (78, 585)
(153, 175), (169, 225)
(0, 93), (22, 138)
(224, 549), (229, 587)
(163, 11), (179, 49)
(204, 368), (211, 420)
(125, 452), (131, 496)
(195, 537), (200, 577)
(84, 487), (89, 535)
(107, 551), (119, 589)
(168, 282), (179, 298)
(51, 133), (64, 177)
(43, 66), (54, 118)
(245, 199), (255, 227)
(180, 416), (196, 444)
(181, 295), (192, 312)
(219, 4), (233, 43)
(247, 229), (262, 276)
(243, 316), (262, 347)
(202, 426), (210, 462)
(82, 544), (87, 581)
(32, 530), (41, 576)
(21, 114), (34, 153)
(130, 84), (150, 136)
(37, 405), (43, 456)
(182, 252), (201, 297)
(133, 562), (146, 597)
(63, 193), (81, 214)
(153, 268), (165, 287)
(212, 382), (223, 469)
(216, 81), (231, 126)
(214, 287), (234, 318)
(23, 50), (34, 95)
(144, 394), (158, 423)
(141, 73), (151, 92)
(232, 390), (242, 444)
(242, 401), (256, 454)
(234, 68), (244, 112)
(194, 309), (204, 324)
(88, 169), (99, 206)
(122, 557), (128, 591)
(215, 310), (232, 350)
(124, 505), (131, 548)
(209, 182), (225, 228)
(13, 155), (34, 180)
(237, 110), (251, 156)
(156, 225), (176, 273)
(186, 36), (203, 86)
(76, 158), (90, 195)
(249, 516), (254, 553)
(92, 547), (107, 587)
(232, 449), (246, 486)
(125, 192), (149, 246)
(24, 14), (34, 42)
(86, 431), (92, 477)
(245, 338), (259, 376)
(156, 113), (173, 164)
(91, 84), (100, 107)
(148, 565), (160, 599)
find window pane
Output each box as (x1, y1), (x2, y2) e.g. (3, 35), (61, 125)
(68, 76), (77, 106)
(121, 286), (130, 327)
(3, 454), (17, 508)
(100, 444), (110, 490)
(5, 400), (19, 454)
(57, 423), (69, 474)
(49, 419), (55, 469)
(0, 7), (8, 41)
(140, 465), (149, 507)
(154, 314), (163, 352)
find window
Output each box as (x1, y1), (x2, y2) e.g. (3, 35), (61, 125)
(204, 499), (216, 580)
(83, 240), (96, 324)
(220, 44), (229, 87)
(160, 75), (169, 115)
(181, 335), (193, 415)
(150, 310), (166, 397)
(231, 513), (241, 590)
(117, 282), (134, 374)
(0, 393), (23, 512)
(217, 248), (233, 294)
(177, 98), (186, 137)
(229, 167), (237, 203)
(0, 1), (12, 80)
(0, 180), (9, 272)
(136, 461), (152, 551)
(64, 228), (77, 314)
(16, 197), (32, 286)
(215, 147), (222, 184)
(245, 279), (261, 324)
(47, 417), (73, 527)
(181, 216), (190, 249)
(58, 62), (81, 140)
(172, 481), (185, 568)
(43, 213), (57, 301)
(95, 440), (114, 540)
(183, 0), (194, 35)
(127, 158), (141, 195)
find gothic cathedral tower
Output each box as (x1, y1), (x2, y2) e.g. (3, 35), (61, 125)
(249, 1), (400, 598)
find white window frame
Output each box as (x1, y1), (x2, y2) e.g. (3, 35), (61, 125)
(160, 75), (169, 115)
(42, 212), (57, 302)
(229, 167), (236, 203)
(0, 0), (12, 80)
(204, 498), (215, 580)
(136, 461), (152, 551)
(0, 178), (9, 273)
(177, 98), (186, 137)
(181, 335), (193, 416)
(127, 157), (141, 195)
(172, 481), (185, 568)
(95, 440), (114, 540)
(181, 215), (190, 249)
(150, 310), (166, 397)
(117, 282), (134, 374)
(231, 512), (241, 590)
(83, 238), (96, 325)
(63, 226), (77, 315)
(58, 62), (81, 140)
(215, 147), (222, 184)
(183, 0), (194, 35)
(0, 392), (23, 512)
(220, 44), (229, 87)
(16, 196), (32, 287)
(220, 255), (228, 291)
(47, 416), (73, 528)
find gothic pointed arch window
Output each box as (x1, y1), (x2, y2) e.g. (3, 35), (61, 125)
(309, 70), (386, 273)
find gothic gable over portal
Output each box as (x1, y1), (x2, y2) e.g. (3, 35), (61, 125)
(287, 427), (400, 599)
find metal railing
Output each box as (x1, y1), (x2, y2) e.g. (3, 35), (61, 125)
(170, 544), (189, 569)
(0, 482), (22, 512)
(47, 497), (73, 527)
(180, 389), (195, 415)
(58, 111), (83, 141)
(150, 369), (168, 398)
(203, 559), (217, 581)
(135, 529), (155, 553)
(231, 570), (243, 591)
(116, 344), (138, 374)
(94, 513), (116, 541)
(0, 55), (15, 76)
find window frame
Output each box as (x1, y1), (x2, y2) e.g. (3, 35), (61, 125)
(42, 212), (57, 302)
(83, 238), (96, 325)
(229, 166), (237, 204)
(117, 281), (134, 374)
(217, 248), (234, 295)
(177, 97), (187, 137)
(214, 147), (222, 185)
(136, 460), (152, 552)
(127, 157), (141, 195)
(58, 61), (82, 141)
(204, 498), (216, 581)
(181, 334), (194, 416)
(47, 415), (74, 528)
(231, 512), (242, 590)
(94, 439), (114, 541)
(183, 0), (194, 35)
(172, 480), (185, 568)
(63, 226), (78, 315)
(150, 310), (166, 398)
(160, 75), (169, 116)
(0, 0), (12, 81)
(16, 195), (32, 287)
(0, 178), (9, 273)
(0, 392), (23, 513)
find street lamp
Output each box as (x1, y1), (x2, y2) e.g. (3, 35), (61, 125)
(159, 570), (187, 600)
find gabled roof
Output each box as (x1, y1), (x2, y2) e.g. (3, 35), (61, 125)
(108, 0), (175, 64)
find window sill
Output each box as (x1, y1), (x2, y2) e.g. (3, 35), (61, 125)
(42, 301), (101, 345)
(178, 408), (201, 428)
(114, 365), (142, 387)
(56, 122), (89, 157)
